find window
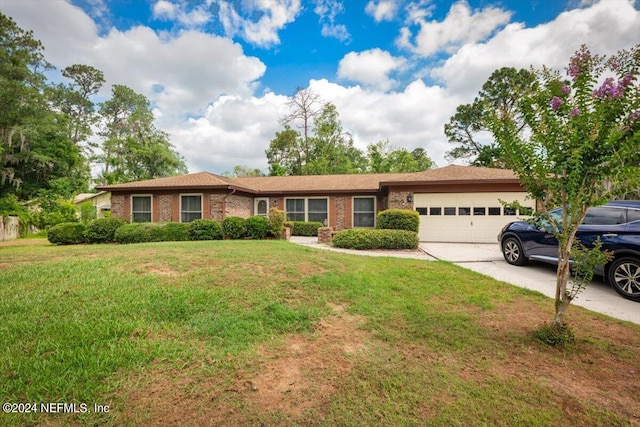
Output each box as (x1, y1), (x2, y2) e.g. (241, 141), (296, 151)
(458, 207), (471, 216)
(131, 195), (152, 222)
(285, 198), (328, 223)
(444, 207), (456, 216)
(473, 207), (486, 216)
(255, 198), (269, 216)
(353, 197), (375, 227)
(488, 207), (501, 216)
(308, 199), (328, 224)
(429, 207), (442, 216)
(519, 207), (534, 216)
(416, 208), (428, 215)
(582, 207), (624, 225)
(628, 209), (640, 223)
(504, 207), (516, 216)
(181, 195), (202, 222)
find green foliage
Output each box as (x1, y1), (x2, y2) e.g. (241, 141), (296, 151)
(377, 209), (420, 232)
(444, 67), (537, 167)
(79, 201), (96, 224)
(366, 140), (434, 172)
(484, 44), (640, 325)
(290, 221), (323, 236)
(163, 222), (190, 241)
(533, 323), (575, 347)
(268, 208), (286, 238)
(0, 195), (31, 232)
(187, 219), (223, 241)
(245, 215), (270, 239)
(85, 217), (127, 243)
(46, 222), (86, 245)
(332, 228), (419, 250)
(221, 216), (246, 239)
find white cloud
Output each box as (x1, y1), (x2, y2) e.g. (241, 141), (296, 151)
(365, 0), (397, 22)
(430, 0), (640, 98)
(337, 49), (406, 91)
(314, 0), (351, 42)
(216, 0), (302, 47)
(152, 0), (211, 27)
(399, 0), (511, 57)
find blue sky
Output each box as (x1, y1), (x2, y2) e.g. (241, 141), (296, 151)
(2, 0), (639, 176)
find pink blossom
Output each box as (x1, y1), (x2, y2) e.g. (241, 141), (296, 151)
(561, 85), (570, 94)
(569, 108), (580, 118)
(592, 77), (624, 100)
(550, 96), (563, 110)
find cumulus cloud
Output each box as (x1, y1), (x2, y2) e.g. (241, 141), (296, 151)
(430, 0), (640, 98)
(337, 49), (406, 91)
(314, 0), (351, 42)
(398, 0), (511, 57)
(152, 0), (210, 27)
(365, 0), (397, 22)
(216, 0), (302, 47)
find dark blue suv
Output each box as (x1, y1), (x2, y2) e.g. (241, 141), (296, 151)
(498, 201), (640, 302)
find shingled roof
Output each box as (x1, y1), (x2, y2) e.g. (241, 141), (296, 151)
(97, 165), (520, 194)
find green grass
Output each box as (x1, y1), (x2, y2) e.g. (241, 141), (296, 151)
(0, 239), (638, 426)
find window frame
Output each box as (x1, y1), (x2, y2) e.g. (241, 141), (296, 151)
(353, 196), (376, 228)
(254, 197), (270, 217)
(131, 194), (152, 223)
(285, 197), (329, 224)
(180, 193), (203, 223)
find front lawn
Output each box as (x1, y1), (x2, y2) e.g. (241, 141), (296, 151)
(1, 239), (638, 426)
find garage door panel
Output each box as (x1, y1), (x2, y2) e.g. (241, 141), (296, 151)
(415, 192), (534, 243)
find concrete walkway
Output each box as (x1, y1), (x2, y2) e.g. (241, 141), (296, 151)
(289, 236), (640, 325)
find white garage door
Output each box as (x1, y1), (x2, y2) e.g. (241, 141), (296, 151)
(414, 192), (535, 243)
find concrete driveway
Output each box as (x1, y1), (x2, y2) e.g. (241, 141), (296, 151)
(420, 243), (640, 325)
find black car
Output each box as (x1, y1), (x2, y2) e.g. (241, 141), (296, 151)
(498, 201), (640, 302)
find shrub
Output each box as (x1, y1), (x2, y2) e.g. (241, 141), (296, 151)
(114, 223), (161, 244)
(79, 201), (97, 225)
(85, 217), (127, 243)
(533, 323), (575, 346)
(245, 216), (270, 239)
(376, 209), (420, 232)
(332, 229), (419, 250)
(268, 208), (286, 238)
(290, 221), (323, 236)
(222, 216), (246, 239)
(163, 222), (190, 241)
(188, 219), (223, 241)
(47, 222), (86, 245)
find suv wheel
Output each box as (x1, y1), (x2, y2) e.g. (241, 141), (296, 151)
(608, 257), (640, 302)
(502, 237), (527, 266)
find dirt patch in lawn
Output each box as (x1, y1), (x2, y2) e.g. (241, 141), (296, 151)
(112, 303), (369, 426)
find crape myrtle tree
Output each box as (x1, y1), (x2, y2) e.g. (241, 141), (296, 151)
(487, 44), (640, 331)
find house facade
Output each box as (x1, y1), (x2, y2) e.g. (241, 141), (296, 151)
(74, 191), (112, 219)
(97, 165), (536, 243)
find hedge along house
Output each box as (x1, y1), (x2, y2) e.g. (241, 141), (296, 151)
(97, 165), (536, 243)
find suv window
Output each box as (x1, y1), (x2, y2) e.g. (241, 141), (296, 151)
(582, 207), (625, 225)
(627, 208), (640, 223)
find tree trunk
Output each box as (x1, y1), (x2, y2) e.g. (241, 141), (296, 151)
(553, 255), (572, 327)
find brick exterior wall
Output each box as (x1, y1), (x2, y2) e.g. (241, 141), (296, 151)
(226, 195), (252, 217)
(159, 195), (173, 222)
(388, 191), (414, 210)
(334, 196), (346, 231)
(111, 195), (125, 220)
(210, 194), (224, 220)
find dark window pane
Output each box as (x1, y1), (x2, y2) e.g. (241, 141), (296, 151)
(286, 198), (305, 221)
(354, 197), (374, 212)
(181, 195), (201, 212)
(458, 207), (470, 216)
(354, 213), (375, 228)
(582, 207), (625, 225)
(132, 196), (151, 212)
(628, 209), (640, 223)
(444, 207), (456, 216)
(132, 212), (151, 223)
(181, 212), (201, 223)
(416, 208), (428, 215)
(519, 207), (533, 216)
(488, 207), (501, 216)
(287, 213), (305, 222)
(256, 200), (268, 215)
(473, 207), (486, 216)
(308, 199), (327, 212)
(430, 207), (442, 215)
(504, 207), (516, 216)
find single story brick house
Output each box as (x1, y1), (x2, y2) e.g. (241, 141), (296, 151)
(97, 165), (536, 243)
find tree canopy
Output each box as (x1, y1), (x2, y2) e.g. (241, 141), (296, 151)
(485, 44), (640, 331)
(265, 88), (434, 176)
